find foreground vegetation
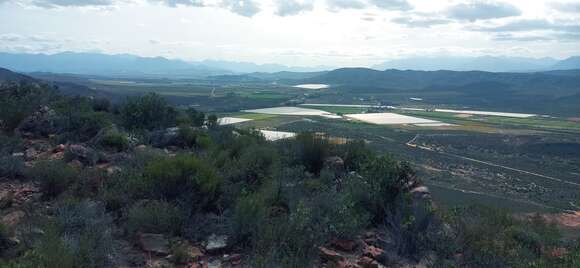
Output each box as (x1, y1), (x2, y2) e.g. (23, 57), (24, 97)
(0, 82), (579, 267)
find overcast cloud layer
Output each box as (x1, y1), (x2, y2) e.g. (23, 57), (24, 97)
(0, 0), (579, 67)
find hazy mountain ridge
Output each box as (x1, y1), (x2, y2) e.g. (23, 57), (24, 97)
(372, 56), (578, 72)
(307, 68), (580, 93)
(0, 52), (329, 77)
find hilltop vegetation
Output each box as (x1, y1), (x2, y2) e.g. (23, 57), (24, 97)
(0, 82), (578, 267)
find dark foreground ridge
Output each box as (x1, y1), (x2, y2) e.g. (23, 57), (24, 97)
(0, 81), (579, 267)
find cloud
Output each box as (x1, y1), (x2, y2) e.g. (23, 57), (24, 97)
(326, 0), (366, 11)
(445, 0), (521, 21)
(472, 19), (580, 33)
(274, 0), (313, 16)
(392, 17), (451, 28)
(492, 33), (552, 42)
(493, 32), (580, 42)
(550, 2), (580, 13)
(30, 0), (115, 8)
(220, 0), (260, 17)
(152, 0), (205, 7)
(368, 0), (411, 11)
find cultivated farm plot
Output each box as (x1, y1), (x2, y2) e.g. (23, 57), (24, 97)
(243, 106), (342, 119)
(218, 117), (254, 125)
(345, 113), (447, 126)
(293, 84), (330, 89)
(259, 130), (297, 141)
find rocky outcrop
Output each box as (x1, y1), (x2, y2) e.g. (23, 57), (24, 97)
(65, 144), (99, 166)
(16, 106), (58, 138)
(137, 233), (170, 255)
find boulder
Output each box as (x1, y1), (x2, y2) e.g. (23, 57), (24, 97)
(65, 144), (99, 166)
(362, 246), (384, 260)
(150, 127), (180, 148)
(16, 106), (58, 138)
(137, 233), (170, 255)
(319, 246), (345, 263)
(324, 156), (346, 174)
(358, 256), (380, 268)
(205, 234), (229, 253)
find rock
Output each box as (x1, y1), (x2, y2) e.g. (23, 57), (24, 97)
(54, 144), (66, 153)
(362, 246), (384, 260)
(135, 144), (147, 151)
(11, 152), (24, 157)
(189, 246), (205, 260)
(319, 246), (345, 263)
(205, 234), (229, 253)
(332, 239), (358, 252)
(137, 233), (170, 255)
(16, 106), (58, 138)
(358, 256), (380, 268)
(24, 148), (39, 160)
(225, 253), (242, 265)
(150, 127), (180, 148)
(66, 144), (99, 166)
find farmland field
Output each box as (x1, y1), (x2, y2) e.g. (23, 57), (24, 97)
(345, 112), (442, 125)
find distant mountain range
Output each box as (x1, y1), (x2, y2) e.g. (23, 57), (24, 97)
(0, 52), (329, 78)
(372, 56), (580, 72)
(1, 52), (579, 79)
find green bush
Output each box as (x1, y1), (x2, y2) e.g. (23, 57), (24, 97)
(0, 84), (56, 133)
(8, 200), (113, 268)
(127, 200), (183, 236)
(450, 205), (562, 267)
(28, 160), (78, 199)
(119, 93), (177, 131)
(100, 129), (130, 152)
(143, 155), (221, 208)
(186, 107), (205, 127)
(53, 97), (112, 142)
(346, 155), (414, 224)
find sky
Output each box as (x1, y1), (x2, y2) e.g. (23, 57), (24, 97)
(0, 0), (579, 67)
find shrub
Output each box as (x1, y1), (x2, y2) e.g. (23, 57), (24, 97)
(0, 155), (25, 179)
(100, 129), (130, 152)
(126, 200), (183, 236)
(28, 160), (78, 199)
(9, 200), (113, 268)
(142, 155), (221, 208)
(187, 107), (205, 127)
(450, 205), (562, 267)
(293, 133), (332, 175)
(0, 84), (56, 133)
(91, 98), (111, 112)
(207, 114), (218, 128)
(119, 93), (177, 131)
